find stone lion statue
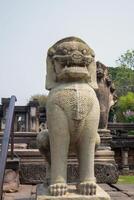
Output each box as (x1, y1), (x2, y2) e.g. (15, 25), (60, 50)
(37, 37), (100, 196)
(96, 61), (117, 129)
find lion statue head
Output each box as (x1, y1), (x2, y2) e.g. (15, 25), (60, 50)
(45, 37), (98, 90)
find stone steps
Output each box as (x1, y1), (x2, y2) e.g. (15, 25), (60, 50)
(5, 148), (118, 185)
(7, 149), (115, 163)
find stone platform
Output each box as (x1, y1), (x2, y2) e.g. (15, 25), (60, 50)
(36, 184), (110, 200)
(16, 148), (118, 184)
(3, 184), (134, 200)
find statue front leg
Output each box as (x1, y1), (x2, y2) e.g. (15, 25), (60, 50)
(47, 105), (70, 196)
(78, 127), (97, 195)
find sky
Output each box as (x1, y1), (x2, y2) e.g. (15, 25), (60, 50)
(0, 0), (134, 105)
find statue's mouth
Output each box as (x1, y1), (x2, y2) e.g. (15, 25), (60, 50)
(53, 54), (92, 67)
(63, 65), (88, 72)
(52, 53), (93, 81)
(56, 64), (89, 81)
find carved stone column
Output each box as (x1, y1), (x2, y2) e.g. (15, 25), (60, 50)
(121, 148), (129, 173)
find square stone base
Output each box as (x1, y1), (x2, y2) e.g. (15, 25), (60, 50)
(36, 184), (111, 200)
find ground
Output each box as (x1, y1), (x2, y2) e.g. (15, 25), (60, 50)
(118, 176), (134, 184)
(3, 184), (134, 200)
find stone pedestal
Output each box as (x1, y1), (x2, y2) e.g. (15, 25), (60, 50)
(19, 129), (118, 185)
(67, 150), (118, 184)
(98, 129), (112, 148)
(36, 184), (110, 200)
(95, 129), (119, 183)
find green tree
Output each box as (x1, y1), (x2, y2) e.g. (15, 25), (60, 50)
(108, 50), (134, 123)
(116, 92), (134, 123)
(116, 49), (134, 69)
(116, 50), (134, 69)
(109, 67), (134, 96)
(30, 94), (47, 107)
(109, 49), (134, 96)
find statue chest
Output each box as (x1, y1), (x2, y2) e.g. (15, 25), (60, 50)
(48, 85), (95, 120)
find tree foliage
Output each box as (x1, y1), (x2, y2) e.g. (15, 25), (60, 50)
(116, 50), (134, 69)
(30, 94), (47, 107)
(118, 92), (134, 111)
(109, 67), (134, 96)
(116, 92), (134, 123)
(108, 49), (134, 97)
(108, 50), (134, 122)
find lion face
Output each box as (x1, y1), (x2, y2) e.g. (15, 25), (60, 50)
(46, 37), (98, 90)
(48, 41), (95, 81)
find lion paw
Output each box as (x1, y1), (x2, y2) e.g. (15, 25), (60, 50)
(49, 183), (68, 196)
(78, 182), (97, 195)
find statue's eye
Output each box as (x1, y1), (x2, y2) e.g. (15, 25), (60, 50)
(82, 49), (87, 55)
(63, 48), (68, 54)
(90, 50), (95, 57)
(91, 53), (95, 58)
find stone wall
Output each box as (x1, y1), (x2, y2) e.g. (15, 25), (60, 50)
(114, 148), (134, 171)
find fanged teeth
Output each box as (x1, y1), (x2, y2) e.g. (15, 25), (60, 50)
(64, 65), (87, 68)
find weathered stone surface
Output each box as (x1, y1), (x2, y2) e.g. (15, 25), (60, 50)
(100, 184), (133, 200)
(36, 184), (111, 200)
(3, 184), (134, 200)
(3, 185), (33, 200)
(95, 163), (119, 184)
(108, 191), (132, 200)
(37, 37), (102, 196)
(112, 184), (134, 198)
(113, 184), (134, 191)
(96, 62), (117, 129)
(99, 184), (116, 192)
(98, 129), (112, 147)
(3, 169), (20, 193)
(20, 163), (46, 184)
(67, 162), (118, 184)
(1, 143), (27, 149)
(18, 162), (118, 185)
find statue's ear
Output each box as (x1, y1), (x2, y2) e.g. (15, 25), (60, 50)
(87, 60), (98, 90)
(45, 48), (58, 90)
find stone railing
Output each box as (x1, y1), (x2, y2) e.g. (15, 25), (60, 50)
(108, 123), (134, 173)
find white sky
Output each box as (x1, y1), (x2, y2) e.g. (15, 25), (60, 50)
(0, 0), (134, 105)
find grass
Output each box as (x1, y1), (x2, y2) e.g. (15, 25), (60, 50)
(118, 176), (134, 184)
(128, 130), (134, 135)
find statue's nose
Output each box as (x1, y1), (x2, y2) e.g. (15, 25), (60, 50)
(72, 51), (82, 59)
